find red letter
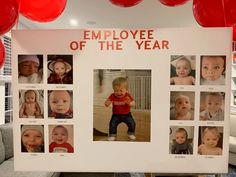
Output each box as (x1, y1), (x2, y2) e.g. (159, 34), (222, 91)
(136, 40), (144, 49)
(84, 30), (90, 40)
(104, 31), (112, 40)
(147, 30), (154, 39)
(162, 40), (169, 49)
(70, 41), (78, 50)
(92, 30), (101, 40)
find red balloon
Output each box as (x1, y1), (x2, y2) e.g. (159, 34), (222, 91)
(0, 0), (19, 35)
(109, 0), (143, 7)
(193, 0), (236, 27)
(159, 0), (189, 7)
(19, 0), (67, 22)
(0, 39), (6, 68)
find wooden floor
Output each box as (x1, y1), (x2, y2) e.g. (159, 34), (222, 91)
(93, 105), (150, 142)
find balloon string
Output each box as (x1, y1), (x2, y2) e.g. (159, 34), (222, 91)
(221, 0), (227, 26)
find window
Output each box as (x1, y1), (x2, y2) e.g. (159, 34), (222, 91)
(0, 35), (12, 123)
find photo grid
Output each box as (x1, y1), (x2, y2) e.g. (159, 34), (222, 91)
(18, 54), (74, 153)
(169, 55), (226, 156)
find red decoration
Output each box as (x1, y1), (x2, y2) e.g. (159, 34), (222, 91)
(193, 0), (236, 27)
(0, 39), (5, 68)
(0, 0), (19, 35)
(109, 0), (143, 7)
(19, 0), (67, 22)
(159, 0), (189, 7)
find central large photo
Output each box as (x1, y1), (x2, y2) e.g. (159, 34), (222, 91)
(93, 69), (151, 142)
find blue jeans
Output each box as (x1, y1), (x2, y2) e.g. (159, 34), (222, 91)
(109, 113), (136, 136)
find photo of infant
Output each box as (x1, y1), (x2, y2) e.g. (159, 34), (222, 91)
(200, 92), (225, 121)
(47, 55), (73, 84)
(198, 126), (223, 155)
(19, 90), (44, 118)
(169, 126), (194, 155)
(18, 55), (43, 84)
(170, 55), (196, 85)
(170, 91), (195, 120)
(49, 125), (74, 153)
(48, 90), (73, 119)
(21, 125), (44, 153)
(200, 55), (226, 85)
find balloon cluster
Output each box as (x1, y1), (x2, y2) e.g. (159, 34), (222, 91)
(192, 0), (236, 41)
(110, 0), (236, 41)
(0, 0), (67, 68)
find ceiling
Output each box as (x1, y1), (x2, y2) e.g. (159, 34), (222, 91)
(18, 0), (199, 29)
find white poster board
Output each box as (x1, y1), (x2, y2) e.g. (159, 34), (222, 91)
(12, 28), (231, 173)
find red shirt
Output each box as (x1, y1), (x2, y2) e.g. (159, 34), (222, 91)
(108, 93), (134, 115)
(49, 142), (74, 153)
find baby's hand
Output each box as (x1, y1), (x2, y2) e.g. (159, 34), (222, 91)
(124, 97), (131, 105)
(104, 100), (112, 107)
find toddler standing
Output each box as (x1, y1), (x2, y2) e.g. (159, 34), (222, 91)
(105, 77), (136, 141)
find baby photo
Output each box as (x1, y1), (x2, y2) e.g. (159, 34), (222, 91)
(48, 125), (74, 153)
(21, 124), (44, 153)
(93, 69), (151, 142)
(18, 54), (43, 84)
(198, 126), (223, 155)
(19, 90), (44, 119)
(170, 91), (195, 120)
(200, 92), (225, 121)
(48, 90), (73, 119)
(169, 126), (194, 155)
(47, 55), (73, 84)
(200, 55), (226, 85)
(170, 55), (196, 85)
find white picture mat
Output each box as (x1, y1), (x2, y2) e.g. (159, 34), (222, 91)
(12, 28), (231, 173)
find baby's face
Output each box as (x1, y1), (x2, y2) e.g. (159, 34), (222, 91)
(113, 84), (127, 98)
(201, 57), (224, 81)
(176, 60), (191, 77)
(175, 132), (186, 144)
(49, 91), (71, 114)
(52, 127), (68, 144)
(19, 61), (39, 77)
(206, 95), (222, 114)
(22, 129), (43, 152)
(175, 97), (191, 113)
(203, 130), (219, 148)
(25, 91), (36, 103)
(54, 61), (66, 76)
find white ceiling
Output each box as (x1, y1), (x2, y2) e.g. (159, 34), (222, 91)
(18, 0), (199, 29)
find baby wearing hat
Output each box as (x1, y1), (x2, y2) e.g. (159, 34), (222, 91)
(48, 57), (72, 84)
(21, 125), (44, 152)
(18, 55), (43, 83)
